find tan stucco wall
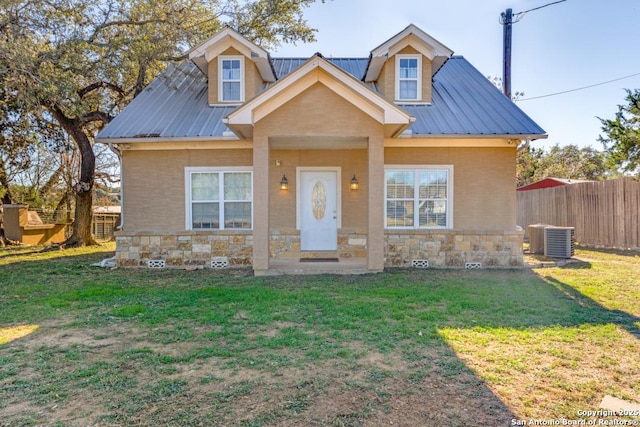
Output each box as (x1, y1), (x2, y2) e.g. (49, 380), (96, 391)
(385, 146), (518, 230)
(207, 47), (263, 104)
(378, 45), (433, 102)
(256, 82), (384, 138)
(121, 149), (252, 232)
(269, 149), (367, 229)
(254, 82), (382, 230)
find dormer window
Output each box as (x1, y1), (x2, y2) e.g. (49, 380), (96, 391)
(396, 55), (421, 101)
(219, 56), (243, 102)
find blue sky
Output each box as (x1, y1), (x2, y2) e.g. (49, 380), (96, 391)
(274, 0), (640, 150)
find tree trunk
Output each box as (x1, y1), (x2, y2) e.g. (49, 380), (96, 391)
(0, 160), (11, 247)
(51, 107), (97, 247)
(0, 158), (13, 205)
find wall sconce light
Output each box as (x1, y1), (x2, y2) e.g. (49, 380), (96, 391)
(280, 174), (289, 191)
(350, 174), (359, 191)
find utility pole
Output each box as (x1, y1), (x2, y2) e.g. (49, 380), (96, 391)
(500, 1), (567, 100)
(501, 8), (513, 99)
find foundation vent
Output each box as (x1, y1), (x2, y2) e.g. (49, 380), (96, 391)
(147, 260), (166, 269)
(211, 257), (229, 269)
(411, 259), (429, 268)
(465, 262), (482, 270)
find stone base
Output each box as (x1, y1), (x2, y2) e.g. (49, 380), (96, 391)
(114, 228), (524, 269)
(384, 229), (524, 268)
(115, 230), (253, 268)
(270, 228), (368, 260)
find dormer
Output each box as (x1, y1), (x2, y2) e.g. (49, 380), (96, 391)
(188, 27), (276, 105)
(364, 24), (453, 104)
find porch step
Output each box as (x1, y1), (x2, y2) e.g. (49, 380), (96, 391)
(256, 258), (373, 276)
(299, 251), (339, 259)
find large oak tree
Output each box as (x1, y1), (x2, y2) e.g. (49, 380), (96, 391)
(0, 0), (322, 246)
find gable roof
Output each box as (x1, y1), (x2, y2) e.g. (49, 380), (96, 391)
(364, 24), (454, 82)
(225, 54), (413, 139)
(97, 55), (545, 142)
(96, 25), (546, 143)
(187, 26), (276, 82)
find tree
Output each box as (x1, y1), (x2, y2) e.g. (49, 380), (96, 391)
(599, 89), (640, 176)
(0, 0), (323, 246)
(516, 143), (613, 188)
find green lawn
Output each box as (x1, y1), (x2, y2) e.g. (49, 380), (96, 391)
(1, 244), (639, 426)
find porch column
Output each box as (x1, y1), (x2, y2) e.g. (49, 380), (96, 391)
(253, 133), (270, 272)
(367, 135), (385, 271)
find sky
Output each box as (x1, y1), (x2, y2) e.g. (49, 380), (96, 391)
(273, 0), (640, 150)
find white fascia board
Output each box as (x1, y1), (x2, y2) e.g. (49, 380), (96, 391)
(188, 28), (268, 60)
(404, 133), (549, 140)
(365, 24), (454, 81)
(371, 24), (453, 59)
(364, 56), (386, 82)
(187, 27), (275, 82)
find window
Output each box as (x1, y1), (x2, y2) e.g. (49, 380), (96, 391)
(385, 167), (452, 229)
(186, 168), (252, 230)
(396, 55), (421, 101)
(219, 56), (243, 102)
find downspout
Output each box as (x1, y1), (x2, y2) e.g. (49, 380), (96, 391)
(108, 142), (124, 231)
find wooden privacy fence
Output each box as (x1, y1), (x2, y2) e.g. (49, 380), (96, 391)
(517, 178), (640, 249)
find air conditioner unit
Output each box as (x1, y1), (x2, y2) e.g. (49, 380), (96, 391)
(528, 224), (547, 255)
(544, 227), (575, 258)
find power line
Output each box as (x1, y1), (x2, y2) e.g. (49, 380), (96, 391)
(517, 72), (640, 101)
(517, 0), (568, 16)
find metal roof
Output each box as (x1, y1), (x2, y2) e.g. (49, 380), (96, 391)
(403, 56), (546, 136)
(98, 61), (234, 140)
(97, 55), (545, 141)
(272, 58), (369, 80)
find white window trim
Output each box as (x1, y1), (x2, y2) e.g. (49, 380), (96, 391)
(384, 165), (453, 229)
(185, 166), (253, 231)
(395, 54), (422, 102)
(218, 55), (244, 103)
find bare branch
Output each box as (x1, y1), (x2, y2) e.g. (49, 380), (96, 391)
(77, 81), (126, 99)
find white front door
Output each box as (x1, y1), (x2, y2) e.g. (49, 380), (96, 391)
(300, 171), (338, 251)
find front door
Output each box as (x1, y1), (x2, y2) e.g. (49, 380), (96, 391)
(300, 170), (338, 251)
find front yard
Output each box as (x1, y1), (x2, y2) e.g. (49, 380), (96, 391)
(1, 244), (639, 426)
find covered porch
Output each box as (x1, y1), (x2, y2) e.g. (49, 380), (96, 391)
(254, 138), (384, 275)
(223, 55), (413, 275)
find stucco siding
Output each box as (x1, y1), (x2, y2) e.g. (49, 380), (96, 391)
(385, 146), (517, 230)
(378, 45), (433, 102)
(257, 82), (383, 138)
(270, 149), (367, 230)
(122, 149), (253, 232)
(207, 47), (263, 104)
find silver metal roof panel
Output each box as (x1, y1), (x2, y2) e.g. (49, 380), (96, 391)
(272, 58), (369, 80)
(97, 56), (545, 141)
(97, 61), (234, 140)
(404, 57), (545, 136)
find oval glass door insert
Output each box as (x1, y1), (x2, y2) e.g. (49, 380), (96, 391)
(311, 181), (326, 220)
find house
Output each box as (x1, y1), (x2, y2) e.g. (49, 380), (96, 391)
(96, 24), (546, 274)
(517, 177), (594, 192)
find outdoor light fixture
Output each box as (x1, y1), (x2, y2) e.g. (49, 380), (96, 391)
(350, 174), (359, 191)
(280, 174), (289, 191)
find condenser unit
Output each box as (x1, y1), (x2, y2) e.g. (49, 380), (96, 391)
(544, 227), (575, 258)
(528, 224), (547, 255)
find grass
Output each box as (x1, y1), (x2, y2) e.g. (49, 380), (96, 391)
(1, 243), (639, 426)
